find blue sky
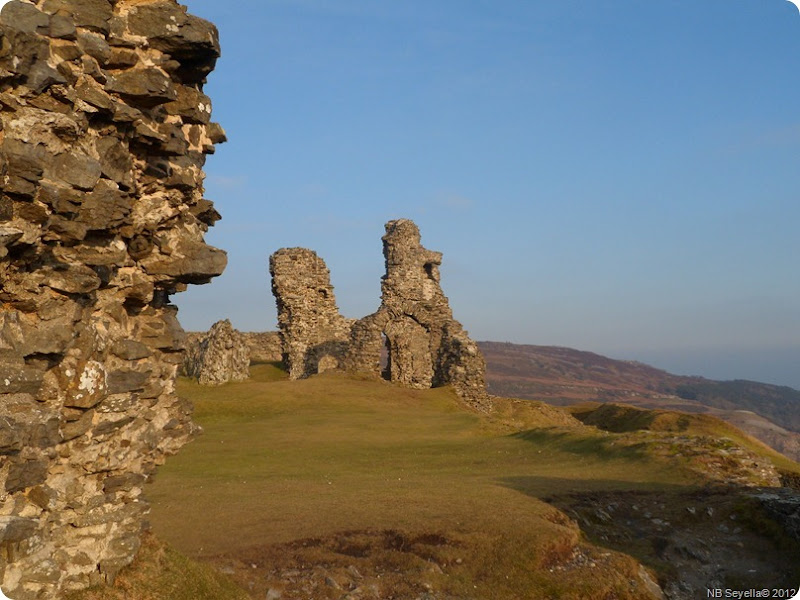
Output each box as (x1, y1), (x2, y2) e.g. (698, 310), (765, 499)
(178, 0), (800, 389)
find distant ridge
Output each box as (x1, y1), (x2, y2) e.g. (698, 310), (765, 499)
(478, 341), (800, 461)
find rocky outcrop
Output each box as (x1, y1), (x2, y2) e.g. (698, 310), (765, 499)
(751, 488), (800, 542)
(269, 248), (354, 380)
(270, 220), (490, 410)
(183, 319), (249, 385)
(553, 489), (799, 600)
(0, 0), (224, 597)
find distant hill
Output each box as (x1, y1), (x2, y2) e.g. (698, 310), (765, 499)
(479, 342), (800, 461)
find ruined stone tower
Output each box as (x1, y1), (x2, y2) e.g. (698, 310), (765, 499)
(0, 0), (225, 596)
(270, 220), (490, 410)
(352, 219), (489, 407)
(270, 248), (353, 380)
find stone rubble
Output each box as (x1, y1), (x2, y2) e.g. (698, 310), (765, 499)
(555, 489), (800, 600)
(270, 220), (490, 410)
(183, 319), (250, 385)
(0, 0), (225, 597)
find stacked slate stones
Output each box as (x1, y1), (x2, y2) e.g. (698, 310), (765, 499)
(0, 0), (225, 597)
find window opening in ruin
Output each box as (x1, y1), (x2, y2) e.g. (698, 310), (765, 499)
(380, 333), (391, 380)
(424, 262), (435, 280)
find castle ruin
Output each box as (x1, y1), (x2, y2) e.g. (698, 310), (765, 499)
(270, 219), (490, 410)
(0, 0), (225, 596)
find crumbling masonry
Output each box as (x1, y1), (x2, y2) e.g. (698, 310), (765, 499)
(269, 248), (353, 380)
(183, 319), (250, 386)
(270, 220), (489, 410)
(0, 0), (225, 597)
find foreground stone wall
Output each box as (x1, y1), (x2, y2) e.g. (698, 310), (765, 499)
(270, 220), (490, 410)
(0, 1), (225, 597)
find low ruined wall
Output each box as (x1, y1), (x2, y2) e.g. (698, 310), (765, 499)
(241, 331), (281, 364)
(0, 0), (225, 596)
(182, 329), (281, 382)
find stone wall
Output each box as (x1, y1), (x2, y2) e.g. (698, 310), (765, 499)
(182, 330), (281, 378)
(269, 248), (353, 380)
(270, 220), (490, 410)
(183, 319), (249, 385)
(241, 330), (281, 364)
(0, 1), (225, 597)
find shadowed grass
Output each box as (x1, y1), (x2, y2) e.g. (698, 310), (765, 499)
(570, 401), (800, 474)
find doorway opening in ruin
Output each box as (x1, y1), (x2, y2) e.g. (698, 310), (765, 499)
(380, 333), (391, 380)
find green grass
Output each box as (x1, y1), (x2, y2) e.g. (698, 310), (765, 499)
(148, 368), (694, 551)
(67, 364), (800, 599)
(127, 366), (708, 599)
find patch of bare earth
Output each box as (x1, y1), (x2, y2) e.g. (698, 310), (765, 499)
(205, 526), (660, 600)
(209, 530), (460, 600)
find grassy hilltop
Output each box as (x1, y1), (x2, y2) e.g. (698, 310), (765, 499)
(71, 364), (800, 600)
(479, 342), (800, 462)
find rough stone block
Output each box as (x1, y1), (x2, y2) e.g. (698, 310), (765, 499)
(106, 369), (150, 395)
(40, 0), (112, 34)
(0, 517), (37, 544)
(105, 67), (177, 105)
(6, 458), (49, 493)
(110, 340), (151, 361)
(48, 151), (102, 191)
(184, 319), (250, 385)
(0, 3), (50, 35)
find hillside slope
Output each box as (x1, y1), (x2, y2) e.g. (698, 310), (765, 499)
(67, 366), (800, 599)
(479, 342), (800, 461)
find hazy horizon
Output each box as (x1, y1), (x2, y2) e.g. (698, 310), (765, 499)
(176, 0), (800, 391)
